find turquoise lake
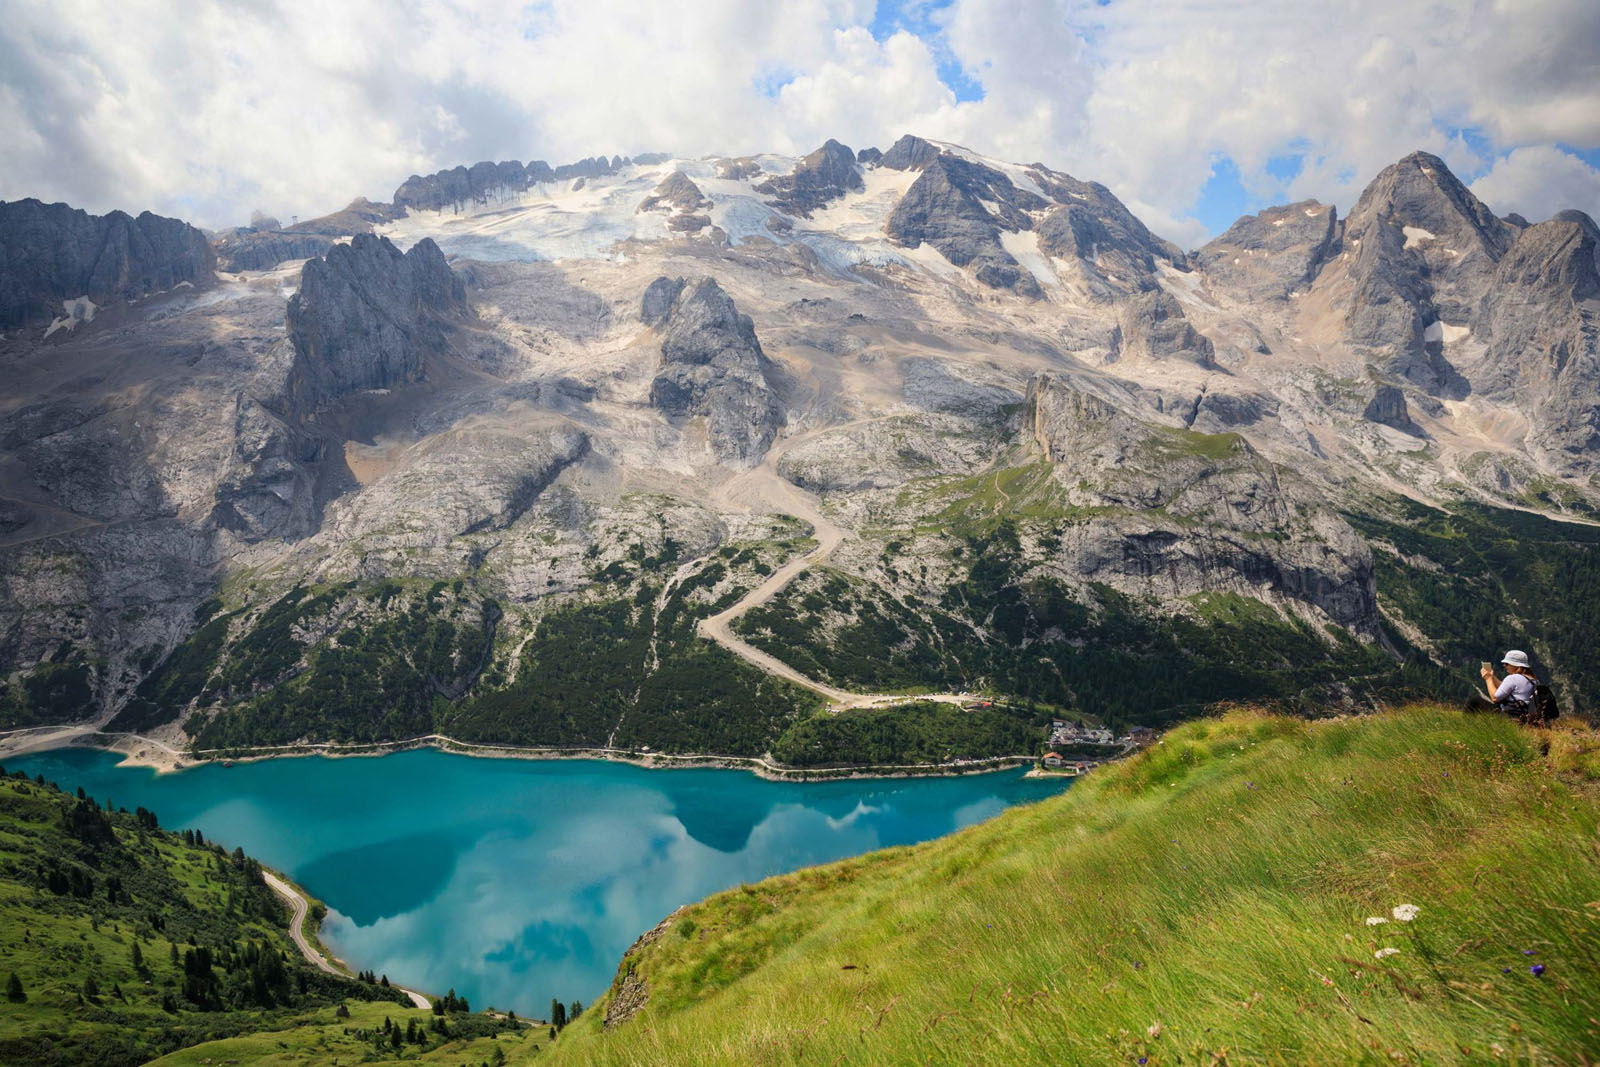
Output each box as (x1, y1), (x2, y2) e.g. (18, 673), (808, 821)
(4, 748), (1068, 1016)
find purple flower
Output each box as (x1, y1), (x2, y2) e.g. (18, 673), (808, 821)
(1523, 949), (1536, 955)
(1139, 1058), (1148, 1065)
(1531, 964), (1545, 976)
(1502, 968), (1511, 974)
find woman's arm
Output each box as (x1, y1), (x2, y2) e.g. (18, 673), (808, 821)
(1480, 666), (1501, 701)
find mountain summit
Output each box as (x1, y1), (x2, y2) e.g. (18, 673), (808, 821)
(1, 136), (1598, 758)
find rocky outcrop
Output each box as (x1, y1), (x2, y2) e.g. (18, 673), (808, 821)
(856, 146), (883, 166)
(1025, 373), (1379, 634)
(640, 276), (686, 326)
(638, 172), (710, 215)
(647, 277), (784, 465)
(284, 234), (467, 412)
(214, 230), (337, 272)
(1470, 210), (1600, 467)
(210, 396), (322, 540)
(393, 156), (631, 213)
(879, 134), (941, 171)
(0, 199), (215, 329)
(755, 140), (863, 217)
(1196, 200), (1339, 301)
(1362, 384), (1421, 435)
(1114, 291), (1215, 366)
(886, 153), (1047, 298)
(1311, 151), (1518, 394)
(1028, 166), (1187, 294)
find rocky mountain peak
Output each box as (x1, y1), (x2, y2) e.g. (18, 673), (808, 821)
(647, 277), (784, 465)
(755, 139), (864, 217)
(1196, 199), (1338, 301)
(879, 134), (941, 171)
(0, 198), (215, 330)
(284, 234), (466, 413)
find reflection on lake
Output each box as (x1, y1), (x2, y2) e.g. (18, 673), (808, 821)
(5, 748), (1068, 1015)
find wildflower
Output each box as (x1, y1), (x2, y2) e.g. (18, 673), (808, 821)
(1375, 947), (1399, 959)
(1502, 968), (1511, 974)
(1138, 1059), (1148, 1065)
(1522, 949), (1535, 955)
(1530, 964), (1545, 977)
(1365, 917), (1387, 926)
(1147, 1021), (1162, 1039)
(1391, 904), (1420, 922)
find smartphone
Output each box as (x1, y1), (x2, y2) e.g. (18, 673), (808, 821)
(1480, 661), (1493, 673)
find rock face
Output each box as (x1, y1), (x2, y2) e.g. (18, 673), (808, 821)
(1312, 151), (1518, 394)
(1471, 210), (1600, 467)
(1362, 384), (1420, 434)
(1196, 200), (1339, 301)
(213, 230), (337, 272)
(0, 199), (215, 329)
(210, 396), (322, 540)
(640, 276), (686, 326)
(647, 277), (784, 465)
(392, 156), (631, 213)
(1114, 291), (1215, 366)
(879, 134), (941, 171)
(638, 172), (711, 215)
(883, 137), (1182, 299)
(284, 234), (467, 412)
(1025, 374), (1379, 634)
(755, 139), (863, 217)
(886, 153), (1048, 298)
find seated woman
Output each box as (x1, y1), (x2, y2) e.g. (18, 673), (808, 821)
(1467, 649), (1537, 721)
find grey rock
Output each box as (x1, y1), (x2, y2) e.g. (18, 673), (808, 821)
(886, 153), (1046, 298)
(641, 276), (687, 326)
(1362, 384), (1421, 434)
(1025, 373), (1378, 633)
(716, 157), (764, 181)
(879, 134), (941, 171)
(214, 231), (337, 272)
(284, 234), (467, 412)
(1316, 151), (1517, 394)
(649, 277), (784, 464)
(632, 152), (672, 166)
(778, 414), (995, 490)
(393, 156), (629, 213)
(1470, 210), (1600, 467)
(1196, 200), (1338, 301)
(0, 198), (215, 329)
(209, 395), (321, 540)
(755, 140), (863, 217)
(638, 172), (710, 214)
(1113, 291), (1215, 366)
(856, 147), (883, 166)
(1191, 389), (1280, 429)
(900, 357), (1023, 420)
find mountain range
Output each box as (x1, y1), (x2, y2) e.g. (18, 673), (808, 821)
(2, 134), (1598, 760)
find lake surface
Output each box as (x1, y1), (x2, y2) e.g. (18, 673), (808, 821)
(4, 748), (1068, 1015)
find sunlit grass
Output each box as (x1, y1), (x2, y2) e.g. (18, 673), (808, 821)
(544, 707), (1600, 1065)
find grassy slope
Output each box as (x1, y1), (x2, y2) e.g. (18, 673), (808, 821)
(0, 772), (412, 1066)
(545, 709), (1600, 1066)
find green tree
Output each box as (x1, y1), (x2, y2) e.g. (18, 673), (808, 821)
(131, 941), (144, 971)
(82, 975), (99, 999)
(5, 973), (24, 1003)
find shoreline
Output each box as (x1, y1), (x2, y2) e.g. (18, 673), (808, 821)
(0, 725), (1040, 782)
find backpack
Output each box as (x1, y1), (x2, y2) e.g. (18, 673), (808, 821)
(1531, 682), (1561, 723)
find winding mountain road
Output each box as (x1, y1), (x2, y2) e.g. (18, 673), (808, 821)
(264, 870), (431, 1010)
(699, 429), (975, 711)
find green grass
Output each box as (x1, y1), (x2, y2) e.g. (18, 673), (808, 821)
(0, 771), (410, 1066)
(545, 708), (1600, 1065)
(145, 999), (544, 1065)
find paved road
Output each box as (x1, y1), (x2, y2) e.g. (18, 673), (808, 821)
(264, 870), (430, 1010)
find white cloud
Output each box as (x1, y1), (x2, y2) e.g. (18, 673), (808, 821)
(0, 0), (1596, 243)
(1470, 146), (1600, 225)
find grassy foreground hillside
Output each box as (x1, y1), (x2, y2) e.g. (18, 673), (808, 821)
(546, 708), (1600, 1065)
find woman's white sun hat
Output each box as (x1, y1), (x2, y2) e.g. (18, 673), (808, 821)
(1501, 650), (1531, 668)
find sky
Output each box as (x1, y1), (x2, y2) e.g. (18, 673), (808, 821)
(1, 0), (1597, 247)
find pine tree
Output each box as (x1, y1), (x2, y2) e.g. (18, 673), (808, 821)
(82, 975), (99, 998)
(6, 973), (24, 1003)
(131, 941), (144, 970)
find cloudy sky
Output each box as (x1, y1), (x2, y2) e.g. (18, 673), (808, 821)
(2, 0), (1597, 246)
